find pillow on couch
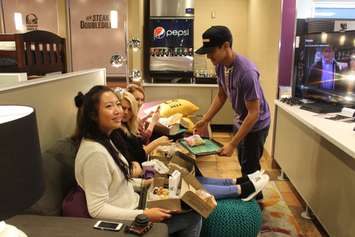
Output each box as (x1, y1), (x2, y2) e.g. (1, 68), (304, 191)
(24, 138), (77, 216)
(159, 99), (199, 117)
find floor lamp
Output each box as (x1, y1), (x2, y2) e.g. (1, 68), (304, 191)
(110, 37), (141, 84)
(0, 105), (44, 237)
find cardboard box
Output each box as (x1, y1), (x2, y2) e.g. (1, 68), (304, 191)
(150, 151), (196, 178)
(146, 177), (181, 211)
(146, 173), (217, 218)
(168, 151), (195, 176)
(154, 122), (188, 136)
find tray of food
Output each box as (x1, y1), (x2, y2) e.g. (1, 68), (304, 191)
(178, 135), (223, 156)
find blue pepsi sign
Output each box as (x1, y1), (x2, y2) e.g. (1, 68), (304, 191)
(149, 18), (193, 48)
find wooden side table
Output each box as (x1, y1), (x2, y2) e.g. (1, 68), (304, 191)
(7, 215), (168, 237)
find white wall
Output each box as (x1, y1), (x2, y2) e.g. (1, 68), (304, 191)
(296, 0), (313, 18)
(194, 0), (249, 74)
(0, 69), (106, 152)
(247, 0), (282, 154)
(0, 73), (27, 86)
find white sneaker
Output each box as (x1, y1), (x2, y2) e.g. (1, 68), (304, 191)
(242, 174), (269, 202)
(247, 170), (265, 181)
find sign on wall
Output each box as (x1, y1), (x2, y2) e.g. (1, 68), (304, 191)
(80, 14), (112, 29)
(69, 0), (127, 77)
(26, 13), (39, 31)
(1, 0), (58, 33)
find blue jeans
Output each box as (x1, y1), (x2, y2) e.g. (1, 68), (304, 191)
(164, 210), (202, 237)
(197, 176), (239, 199)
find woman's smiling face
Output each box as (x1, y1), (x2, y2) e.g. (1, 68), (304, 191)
(121, 98), (133, 122)
(97, 91), (123, 135)
(131, 90), (145, 109)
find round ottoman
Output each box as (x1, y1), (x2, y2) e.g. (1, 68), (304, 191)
(201, 199), (262, 237)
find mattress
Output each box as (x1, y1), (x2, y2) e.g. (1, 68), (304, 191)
(0, 41), (16, 51)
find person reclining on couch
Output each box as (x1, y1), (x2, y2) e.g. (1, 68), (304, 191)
(126, 83), (159, 144)
(69, 85), (202, 237)
(112, 91), (171, 165)
(196, 170), (269, 202)
(114, 90), (270, 202)
(116, 83), (160, 145)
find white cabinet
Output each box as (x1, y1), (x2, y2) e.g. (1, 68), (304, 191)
(144, 86), (179, 101)
(274, 103), (355, 237)
(177, 87), (211, 117)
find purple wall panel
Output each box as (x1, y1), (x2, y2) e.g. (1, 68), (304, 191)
(277, 0), (296, 87)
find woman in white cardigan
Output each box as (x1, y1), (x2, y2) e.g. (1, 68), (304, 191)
(71, 85), (202, 237)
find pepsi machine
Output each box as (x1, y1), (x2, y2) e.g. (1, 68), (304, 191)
(148, 0), (194, 81)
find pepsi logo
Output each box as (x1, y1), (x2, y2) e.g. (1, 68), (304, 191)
(153, 26), (166, 39)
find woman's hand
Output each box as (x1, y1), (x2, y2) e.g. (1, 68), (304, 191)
(141, 111), (154, 122)
(144, 135), (172, 154)
(150, 106), (160, 125)
(143, 208), (172, 222)
(154, 136), (172, 146)
(131, 161), (143, 177)
(142, 178), (154, 187)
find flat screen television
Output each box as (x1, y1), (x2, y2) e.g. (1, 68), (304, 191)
(294, 30), (355, 107)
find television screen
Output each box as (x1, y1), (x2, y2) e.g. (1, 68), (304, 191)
(296, 31), (355, 106)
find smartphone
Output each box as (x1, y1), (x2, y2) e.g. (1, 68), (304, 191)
(93, 220), (123, 231)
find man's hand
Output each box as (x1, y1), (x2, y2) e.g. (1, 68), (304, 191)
(193, 119), (208, 135)
(219, 143), (235, 157)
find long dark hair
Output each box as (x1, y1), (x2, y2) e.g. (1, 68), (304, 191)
(72, 85), (131, 181)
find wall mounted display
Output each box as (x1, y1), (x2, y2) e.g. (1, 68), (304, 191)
(68, 0), (127, 77)
(1, 0), (58, 33)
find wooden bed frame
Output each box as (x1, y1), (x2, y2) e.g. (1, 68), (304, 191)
(0, 30), (66, 76)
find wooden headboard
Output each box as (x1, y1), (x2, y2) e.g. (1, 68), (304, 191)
(0, 30), (66, 76)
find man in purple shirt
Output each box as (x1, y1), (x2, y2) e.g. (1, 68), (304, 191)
(195, 26), (270, 198)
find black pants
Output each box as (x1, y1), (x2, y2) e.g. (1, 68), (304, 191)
(236, 126), (269, 176)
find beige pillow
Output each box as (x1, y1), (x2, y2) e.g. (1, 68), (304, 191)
(159, 99), (199, 117)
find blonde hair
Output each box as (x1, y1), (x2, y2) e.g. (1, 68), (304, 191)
(120, 91), (139, 136)
(127, 84), (145, 99)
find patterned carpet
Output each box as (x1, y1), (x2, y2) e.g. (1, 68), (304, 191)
(258, 182), (304, 237)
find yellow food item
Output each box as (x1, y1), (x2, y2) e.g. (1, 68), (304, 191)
(159, 99), (199, 117)
(152, 187), (170, 199)
(180, 117), (195, 132)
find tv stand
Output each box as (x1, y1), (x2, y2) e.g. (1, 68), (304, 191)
(300, 101), (342, 113)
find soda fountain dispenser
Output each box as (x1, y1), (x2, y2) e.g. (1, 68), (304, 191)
(148, 0), (194, 82)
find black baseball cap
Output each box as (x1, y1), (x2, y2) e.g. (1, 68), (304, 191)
(195, 26), (232, 54)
